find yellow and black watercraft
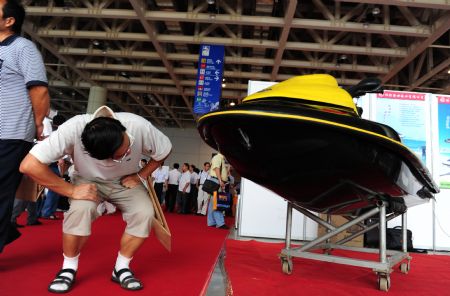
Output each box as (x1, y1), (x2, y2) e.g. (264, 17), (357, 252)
(197, 74), (439, 215)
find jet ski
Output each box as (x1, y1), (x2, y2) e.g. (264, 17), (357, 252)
(197, 74), (439, 215)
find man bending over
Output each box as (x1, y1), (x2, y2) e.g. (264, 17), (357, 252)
(20, 106), (171, 293)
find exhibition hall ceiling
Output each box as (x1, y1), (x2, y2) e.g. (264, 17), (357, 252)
(23, 0), (450, 127)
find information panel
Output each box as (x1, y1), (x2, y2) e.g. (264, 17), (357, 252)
(193, 44), (225, 115)
(375, 91), (428, 163)
(437, 95), (450, 188)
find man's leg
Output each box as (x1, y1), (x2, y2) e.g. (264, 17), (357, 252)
(11, 199), (27, 226)
(0, 140), (32, 253)
(168, 185), (176, 212)
(109, 183), (154, 291)
(48, 195), (99, 293)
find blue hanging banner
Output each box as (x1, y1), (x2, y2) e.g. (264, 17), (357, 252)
(193, 44), (225, 115)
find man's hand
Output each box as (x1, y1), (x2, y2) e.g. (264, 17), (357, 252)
(121, 174), (141, 189)
(35, 123), (45, 141)
(71, 183), (98, 202)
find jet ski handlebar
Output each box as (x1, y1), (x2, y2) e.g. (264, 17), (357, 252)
(347, 78), (384, 99)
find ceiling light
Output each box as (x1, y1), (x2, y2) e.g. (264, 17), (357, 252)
(222, 83), (227, 88)
(372, 7), (381, 15)
(230, 102), (236, 106)
(448, 69), (450, 74)
(207, 0), (215, 4)
(92, 40), (100, 46)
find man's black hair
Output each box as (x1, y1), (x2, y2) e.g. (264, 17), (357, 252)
(81, 117), (126, 160)
(3, 0), (25, 34)
(52, 114), (66, 127)
(204, 162), (210, 166)
(173, 163), (179, 169)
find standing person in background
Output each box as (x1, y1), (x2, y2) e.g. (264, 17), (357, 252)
(207, 153), (229, 229)
(40, 114), (67, 219)
(189, 164), (199, 213)
(0, 0), (50, 253)
(166, 163), (180, 212)
(176, 163), (191, 214)
(139, 158), (147, 169)
(151, 162), (168, 204)
(196, 162), (211, 216)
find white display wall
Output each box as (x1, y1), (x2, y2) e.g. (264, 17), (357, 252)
(238, 178), (318, 240)
(159, 127), (216, 168)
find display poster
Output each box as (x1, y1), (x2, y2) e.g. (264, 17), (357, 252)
(193, 44), (225, 115)
(375, 91), (427, 163)
(354, 93), (371, 120)
(436, 95), (450, 188)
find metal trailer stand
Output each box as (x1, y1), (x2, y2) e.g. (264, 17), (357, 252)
(279, 202), (411, 291)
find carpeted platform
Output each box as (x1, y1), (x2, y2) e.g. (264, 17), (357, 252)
(225, 240), (450, 296)
(0, 212), (229, 296)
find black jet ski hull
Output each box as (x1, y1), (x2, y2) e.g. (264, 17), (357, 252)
(198, 101), (438, 215)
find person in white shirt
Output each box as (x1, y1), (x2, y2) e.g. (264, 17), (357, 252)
(196, 162), (211, 216)
(176, 163), (191, 214)
(151, 163), (168, 204)
(166, 163), (181, 212)
(19, 106), (172, 293)
(189, 164), (199, 213)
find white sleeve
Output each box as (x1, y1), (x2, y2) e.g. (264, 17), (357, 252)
(29, 116), (80, 164)
(141, 121), (172, 161)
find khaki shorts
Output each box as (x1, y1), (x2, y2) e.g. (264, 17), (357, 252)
(63, 175), (154, 238)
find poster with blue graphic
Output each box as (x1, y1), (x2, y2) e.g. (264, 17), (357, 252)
(375, 91), (427, 164)
(193, 44), (225, 115)
(437, 95), (450, 188)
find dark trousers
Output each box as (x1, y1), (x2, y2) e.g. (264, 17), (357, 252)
(189, 185), (198, 213)
(154, 182), (164, 204)
(176, 191), (189, 214)
(40, 163), (61, 217)
(166, 184), (178, 212)
(0, 139), (32, 253)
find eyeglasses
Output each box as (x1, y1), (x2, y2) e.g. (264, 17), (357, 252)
(112, 133), (134, 163)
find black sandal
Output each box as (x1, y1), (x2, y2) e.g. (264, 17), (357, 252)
(111, 268), (143, 291)
(48, 268), (77, 294)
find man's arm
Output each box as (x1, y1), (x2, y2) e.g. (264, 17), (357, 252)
(182, 180), (189, 193)
(20, 154), (98, 201)
(28, 85), (50, 140)
(214, 168), (225, 189)
(121, 158), (165, 188)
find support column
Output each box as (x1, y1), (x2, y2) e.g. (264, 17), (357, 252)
(86, 86), (107, 114)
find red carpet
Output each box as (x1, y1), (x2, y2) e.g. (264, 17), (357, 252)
(0, 212), (229, 296)
(225, 240), (450, 296)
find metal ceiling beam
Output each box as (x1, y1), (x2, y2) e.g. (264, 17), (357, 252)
(24, 21), (139, 116)
(152, 93), (184, 128)
(49, 78), (362, 99)
(337, 0), (450, 10)
(37, 29), (408, 57)
(406, 57), (450, 91)
(57, 47), (389, 73)
(126, 91), (166, 127)
(24, 7), (432, 37)
(75, 62), (365, 82)
(382, 13), (450, 83)
(128, 0), (193, 118)
(271, 0), (297, 81)
(23, 21), (96, 84)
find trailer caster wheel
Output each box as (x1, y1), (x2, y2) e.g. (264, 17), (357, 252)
(378, 275), (390, 291)
(281, 258), (293, 275)
(400, 262), (410, 274)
